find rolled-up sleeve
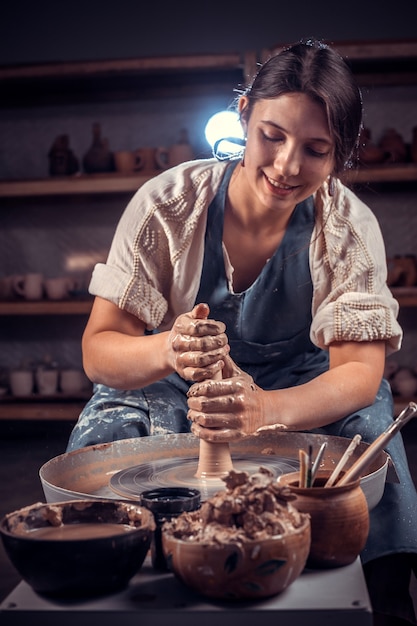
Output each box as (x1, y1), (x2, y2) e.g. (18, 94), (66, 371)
(310, 182), (402, 355)
(88, 159), (229, 330)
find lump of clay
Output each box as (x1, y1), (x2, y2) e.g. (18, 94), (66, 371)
(163, 467), (309, 544)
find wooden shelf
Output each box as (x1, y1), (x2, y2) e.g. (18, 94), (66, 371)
(343, 163), (417, 185)
(263, 40), (417, 87)
(0, 163), (416, 200)
(0, 52), (250, 107)
(0, 299), (93, 315)
(0, 53), (245, 81)
(0, 172), (155, 198)
(0, 401), (85, 421)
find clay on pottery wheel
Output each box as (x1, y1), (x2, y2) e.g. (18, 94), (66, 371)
(277, 469), (369, 568)
(195, 440), (233, 478)
(39, 431), (391, 509)
(194, 363), (233, 479)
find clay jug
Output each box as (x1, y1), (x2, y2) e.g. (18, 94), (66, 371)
(48, 134), (79, 176)
(277, 470), (369, 568)
(83, 123), (114, 173)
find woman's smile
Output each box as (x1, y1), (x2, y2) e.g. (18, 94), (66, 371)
(264, 174), (300, 197)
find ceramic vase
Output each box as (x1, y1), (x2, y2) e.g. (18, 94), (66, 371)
(83, 123), (114, 173)
(277, 470), (369, 568)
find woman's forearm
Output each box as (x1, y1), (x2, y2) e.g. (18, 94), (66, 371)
(82, 330), (173, 390)
(261, 360), (384, 432)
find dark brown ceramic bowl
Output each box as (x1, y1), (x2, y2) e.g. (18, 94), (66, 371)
(0, 499), (155, 596)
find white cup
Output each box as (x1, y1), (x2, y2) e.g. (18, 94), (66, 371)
(10, 370), (34, 397)
(155, 143), (194, 170)
(13, 273), (44, 300)
(36, 367), (59, 395)
(44, 277), (75, 301)
(60, 369), (87, 394)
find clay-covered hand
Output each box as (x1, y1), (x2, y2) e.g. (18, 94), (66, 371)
(166, 303), (229, 382)
(187, 357), (282, 443)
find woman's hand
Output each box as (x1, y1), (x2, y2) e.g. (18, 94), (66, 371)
(187, 357), (283, 443)
(167, 303), (230, 382)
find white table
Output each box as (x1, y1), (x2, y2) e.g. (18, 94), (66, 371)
(0, 557), (372, 626)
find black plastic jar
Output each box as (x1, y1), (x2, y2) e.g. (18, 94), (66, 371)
(140, 487), (201, 570)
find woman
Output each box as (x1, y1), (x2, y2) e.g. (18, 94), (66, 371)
(67, 39), (417, 624)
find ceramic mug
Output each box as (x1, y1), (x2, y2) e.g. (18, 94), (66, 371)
(113, 150), (141, 174)
(133, 147), (158, 172)
(44, 277), (75, 301)
(60, 369), (88, 394)
(36, 368), (59, 395)
(13, 273), (44, 301)
(155, 143), (194, 170)
(0, 275), (16, 300)
(10, 370), (34, 397)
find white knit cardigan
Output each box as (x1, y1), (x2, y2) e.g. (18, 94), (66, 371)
(89, 158), (402, 355)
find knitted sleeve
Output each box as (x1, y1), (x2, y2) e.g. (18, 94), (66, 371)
(88, 159), (229, 330)
(310, 181), (402, 355)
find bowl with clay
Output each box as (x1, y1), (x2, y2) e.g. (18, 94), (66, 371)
(0, 499), (155, 596)
(162, 467), (311, 600)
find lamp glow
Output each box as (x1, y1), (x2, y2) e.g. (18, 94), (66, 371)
(204, 110), (244, 157)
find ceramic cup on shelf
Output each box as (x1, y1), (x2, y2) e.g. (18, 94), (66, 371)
(13, 273), (44, 301)
(155, 142), (194, 170)
(133, 148), (158, 172)
(60, 369), (88, 395)
(9, 370), (34, 397)
(0, 275), (16, 300)
(113, 151), (139, 174)
(44, 277), (75, 301)
(35, 367), (59, 396)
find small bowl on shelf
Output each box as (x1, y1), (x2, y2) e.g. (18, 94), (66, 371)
(0, 499), (155, 597)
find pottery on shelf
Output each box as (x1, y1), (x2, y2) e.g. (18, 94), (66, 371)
(379, 128), (407, 163)
(387, 255), (417, 287)
(155, 128), (195, 170)
(82, 123), (114, 173)
(358, 128), (385, 165)
(48, 134), (79, 176)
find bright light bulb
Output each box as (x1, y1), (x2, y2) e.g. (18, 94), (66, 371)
(204, 110), (244, 155)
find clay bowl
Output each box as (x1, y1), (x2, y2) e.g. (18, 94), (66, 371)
(0, 499), (155, 596)
(277, 470), (369, 568)
(162, 511), (311, 600)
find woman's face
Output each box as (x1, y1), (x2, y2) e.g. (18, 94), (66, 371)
(239, 92), (335, 214)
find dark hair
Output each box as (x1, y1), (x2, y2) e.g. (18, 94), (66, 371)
(238, 38), (363, 174)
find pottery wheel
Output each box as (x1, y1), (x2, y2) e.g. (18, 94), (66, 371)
(109, 453), (299, 501)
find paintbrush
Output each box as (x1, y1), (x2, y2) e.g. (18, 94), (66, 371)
(324, 434), (362, 487)
(310, 441), (328, 485)
(338, 402), (417, 486)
